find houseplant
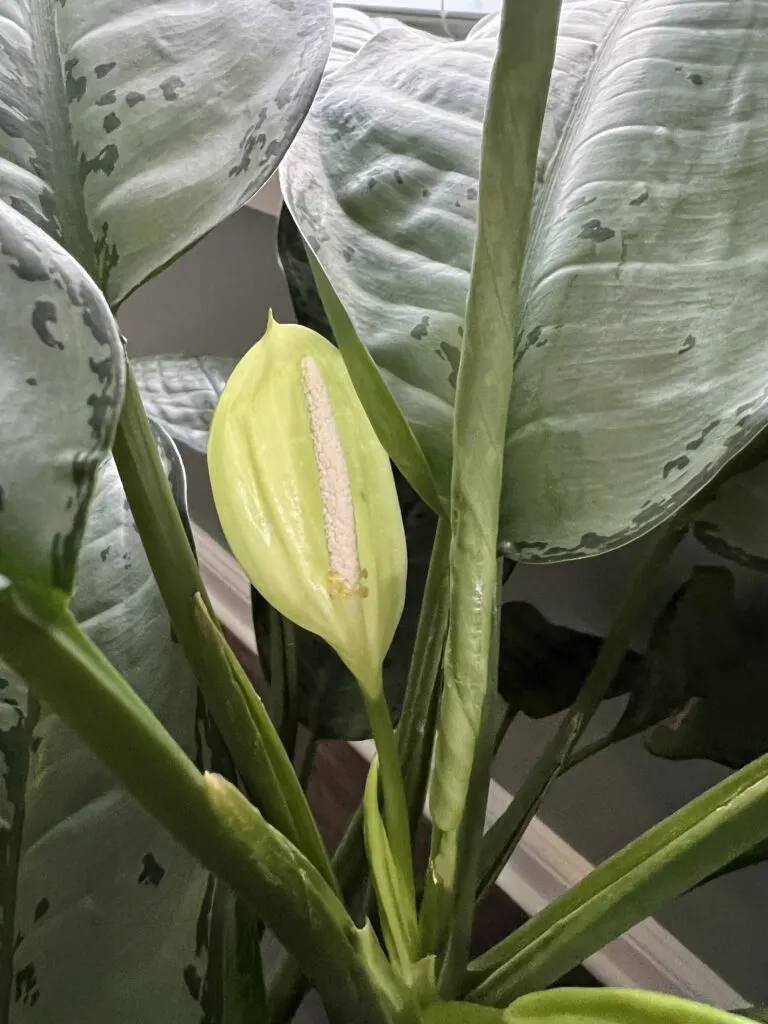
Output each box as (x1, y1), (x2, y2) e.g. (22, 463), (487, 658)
(1, 0), (768, 1021)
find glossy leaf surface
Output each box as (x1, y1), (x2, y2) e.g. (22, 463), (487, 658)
(5, 451), (226, 1022)
(0, 200), (123, 599)
(283, 1), (768, 561)
(0, 0), (333, 305)
(132, 355), (237, 455)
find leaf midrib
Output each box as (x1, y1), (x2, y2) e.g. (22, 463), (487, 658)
(29, 0), (95, 272)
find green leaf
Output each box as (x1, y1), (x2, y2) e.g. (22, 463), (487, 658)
(278, 207), (445, 514)
(424, 0), (561, 986)
(506, 989), (749, 1024)
(132, 354), (237, 455)
(282, 0), (768, 561)
(0, 0), (333, 305)
(324, 7), (400, 79)
(426, 991), (764, 1024)
(0, 200), (124, 600)
(694, 460), (768, 571)
(362, 758), (419, 972)
(280, 19), (487, 507)
(644, 567), (768, 769)
(466, 743), (768, 1004)
(423, 1002), (510, 1024)
(497, 602), (645, 719)
(253, 474), (437, 740)
(204, 774), (418, 1024)
(5, 452), (226, 1022)
(735, 1008), (768, 1023)
(694, 836), (768, 890)
(0, 670), (38, 1017)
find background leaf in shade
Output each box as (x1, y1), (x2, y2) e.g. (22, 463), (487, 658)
(644, 567), (768, 769)
(496, 601), (645, 720)
(277, 206), (333, 340)
(133, 355), (237, 456)
(693, 459), (768, 572)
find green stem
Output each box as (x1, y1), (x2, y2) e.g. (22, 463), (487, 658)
(436, 564), (503, 995)
(282, 617), (300, 759)
(0, 589), (407, 1024)
(0, 591), (217, 850)
(466, 745), (768, 1005)
(363, 759), (420, 971)
(475, 518), (688, 902)
(268, 606), (286, 738)
(193, 597), (338, 896)
(493, 702), (518, 758)
(423, 0), (560, 968)
(563, 728), (639, 773)
(364, 687), (417, 917)
(297, 730), (319, 791)
(217, 891), (269, 1024)
(268, 515), (452, 1023)
(113, 368), (214, 627)
(398, 515), (451, 835)
(113, 367), (334, 887)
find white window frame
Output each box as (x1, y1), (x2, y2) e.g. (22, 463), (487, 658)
(333, 1), (500, 22)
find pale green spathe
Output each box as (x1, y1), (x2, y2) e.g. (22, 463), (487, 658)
(208, 317), (406, 694)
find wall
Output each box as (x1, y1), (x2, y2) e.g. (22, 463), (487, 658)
(119, 205), (293, 545)
(119, 205), (768, 1005)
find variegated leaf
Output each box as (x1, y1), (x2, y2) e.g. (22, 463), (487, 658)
(326, 6), (400, 78)
(0, 199), (123, 597)
(6, 449), (227, 1023)
(0, 0), (333, 306)
(133, 355), (237, 455)
(282, 0), (768, 562)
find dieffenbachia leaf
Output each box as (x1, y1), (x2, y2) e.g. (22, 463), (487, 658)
(280, 20), (490, 507)
(424, 990), (750, 1024)
(0, 0), (333, 306)
(644, 566), (768, 770)
(282, 0), (768, 562)
(326, 7), (400, 79)
(0, 200), (124, 600)
(132, 355), (237, 455)
(5, 450), (231, 1023)
(497, 602), (644, 720)
(0, 672), (37, 1017)
(505, 989), (749, 1024)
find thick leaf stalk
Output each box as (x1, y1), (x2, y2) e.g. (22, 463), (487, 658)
(113, 367), (333, 885)
(0, 585), (412, 1024)
(422, 0), (562, 984)
(267, 515), (452, 1023)
(467, 743), (768, 1004)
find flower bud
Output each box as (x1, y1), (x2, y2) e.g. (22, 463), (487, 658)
(208, 315), (406, 695)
